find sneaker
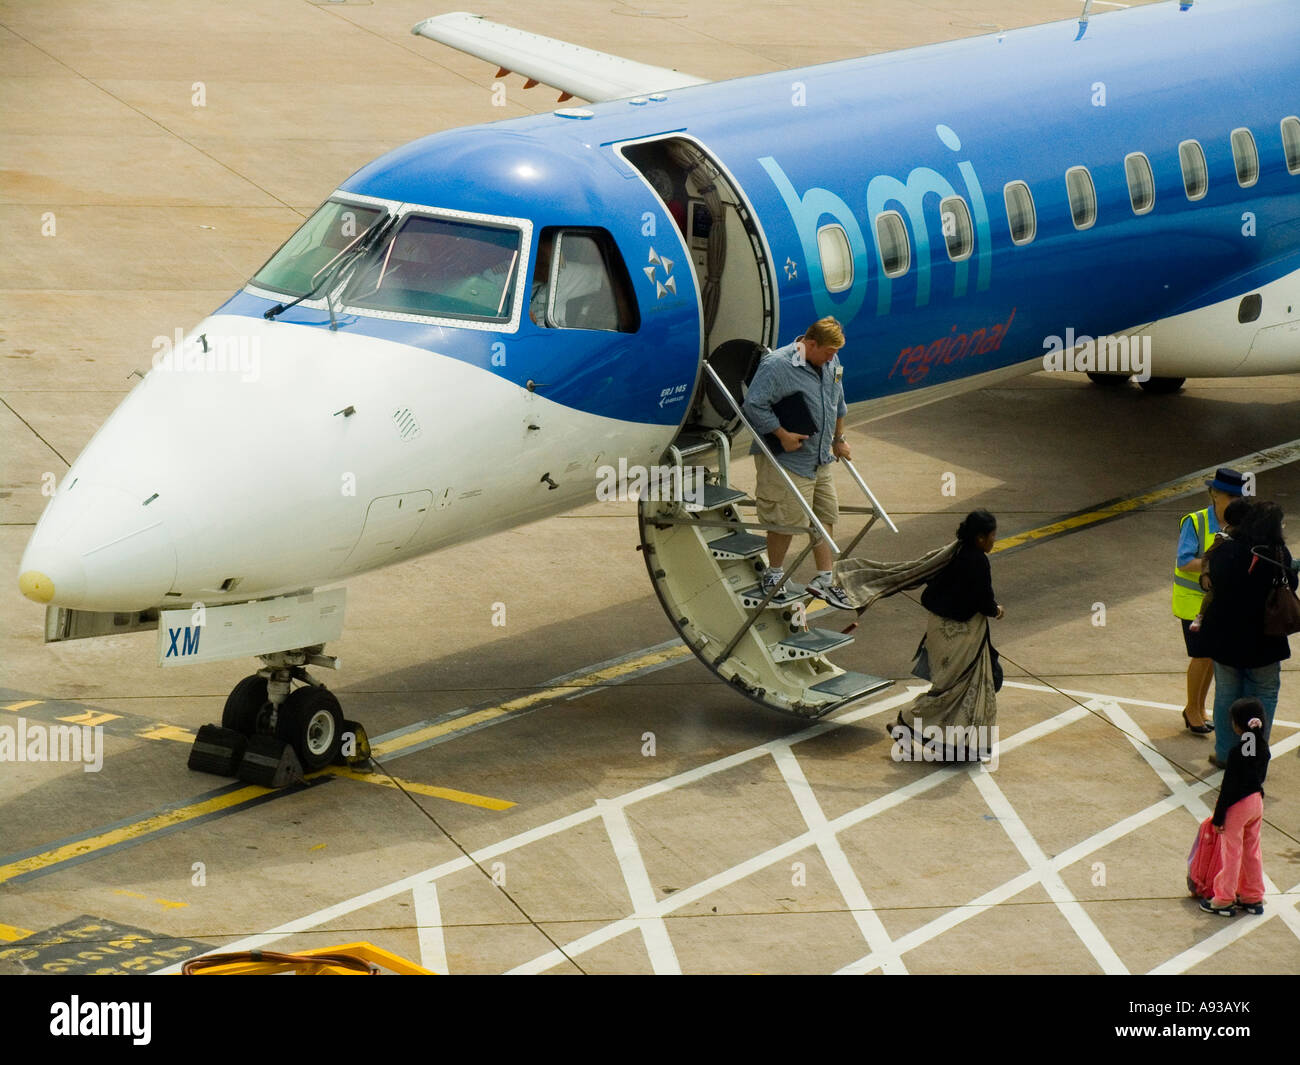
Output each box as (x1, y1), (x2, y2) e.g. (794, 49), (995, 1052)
(806, 575), (855, 610)
(1199, 898), (1235, 917)
(759, 570), (803, 598)
(1237, 899), (1265, 915)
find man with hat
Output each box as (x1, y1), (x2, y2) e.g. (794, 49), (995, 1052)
(1173, 467), (1249, 733)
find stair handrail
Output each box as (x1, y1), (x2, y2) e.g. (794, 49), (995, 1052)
(837, 455), (898, 534)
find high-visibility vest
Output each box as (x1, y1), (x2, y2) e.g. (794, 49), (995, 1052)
(1172, 507), (1216, 620)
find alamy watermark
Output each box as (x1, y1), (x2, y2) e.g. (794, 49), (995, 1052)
(0, 719), (103, 772)
(50, 997), (150, 1045)
(596, 458), (706, 510)
(151, 327), (261, 382)
(1041, 329), (1151, 382)
(890, 720), (999, 769)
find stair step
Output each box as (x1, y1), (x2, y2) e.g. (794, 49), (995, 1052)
(737, 582), (809, 608)
(809, 671), (893, 702)
(672, 432), (717, 459)
(694, 483), (747, 511)
(774, 627), (854, 662)
(707, 531), (767, 559)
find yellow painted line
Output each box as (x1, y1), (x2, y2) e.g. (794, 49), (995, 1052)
(57, 710), (122, 727)
(0, 922), (34, 941)
(0, 784), (274, 886)
(991, 480), (1189, 553)
(0, 644), (678, 881)
(332, 766), (515, 811)
(992, 442), (1300, 554)
(369, 643), (693, 758)
(136, 724), (194, 743)
(111, 889), (188, 909)
(3, 701), (42, 713)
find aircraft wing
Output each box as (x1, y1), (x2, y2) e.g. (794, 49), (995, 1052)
(411, 12), (709, 103)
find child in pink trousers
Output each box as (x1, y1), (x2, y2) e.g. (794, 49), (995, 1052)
(1201, 697), (1271, 916)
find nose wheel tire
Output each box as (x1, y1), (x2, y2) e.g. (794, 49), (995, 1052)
(1086, 372), (1131, 387)
(222, 674), (269, 735)
(1138, 376), (1185, 394)
(276, 686), (344, 771)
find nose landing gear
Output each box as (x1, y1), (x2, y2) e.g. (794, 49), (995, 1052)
(189, 644), (370, 785)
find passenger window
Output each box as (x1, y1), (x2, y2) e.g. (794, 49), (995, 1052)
(1231, 128), (1259, 188)
(1179, 140), (1208, 200)
(531, 228), (638, 332)
(1125, 153), (1155, 214)
(874, 212), (910, 278)
(1004, 182), (1036, 245)
(816, 224), (854, 293)
(1284, 117), (1300, 175)
(1065, 166), (1096, 229)
(939, 196), (973, 261)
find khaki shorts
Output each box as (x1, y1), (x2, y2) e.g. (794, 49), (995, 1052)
(754, 453), (839, 531)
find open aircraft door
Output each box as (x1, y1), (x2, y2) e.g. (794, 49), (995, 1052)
(616, 134), (895, 719)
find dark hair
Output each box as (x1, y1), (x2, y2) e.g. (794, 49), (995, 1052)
(1229, 697), (1269, 749)
(1222, 498), (1252, 529)
(1240, 501), (1285, 548)
(956, 509), (997, 546)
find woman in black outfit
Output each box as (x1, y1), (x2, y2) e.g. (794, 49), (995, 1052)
(890, 509), (1004, 759)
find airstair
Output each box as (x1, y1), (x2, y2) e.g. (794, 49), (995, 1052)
(637, 365), (898, 718)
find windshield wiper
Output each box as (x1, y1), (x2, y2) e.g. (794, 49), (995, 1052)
(263, 213), (398, 327)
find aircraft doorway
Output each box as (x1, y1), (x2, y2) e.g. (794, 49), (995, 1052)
(619, 136), (775, 434)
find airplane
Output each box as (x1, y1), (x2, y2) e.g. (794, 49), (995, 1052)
(16, 0), (1300, 774)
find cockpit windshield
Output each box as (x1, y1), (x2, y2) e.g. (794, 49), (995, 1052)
(251, 199), (385, 298)
(341, 215), (521, 322)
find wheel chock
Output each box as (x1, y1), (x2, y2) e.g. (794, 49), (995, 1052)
(237, 734), (305, 788)
(187, 724), (248, 777)
(335, 719), (371, 766)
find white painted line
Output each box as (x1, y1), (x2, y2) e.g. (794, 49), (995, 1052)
(1003, 680), (1183, 712)
(162, 686), (920, 972)
(597, 800), (682, 975)
(1096, 699), (1214, 813)
(971, 765), (1129, 974)
(412, 880), (448, 975)
(514, 706), (1087, 974)
(771, 746), (907, 974)
(838, 727), (1300, 975)
(165, 674), (1298, 976)
(1148, 878), (1300, 975)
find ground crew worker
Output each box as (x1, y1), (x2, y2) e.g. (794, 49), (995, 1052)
(1175, 467), (1247, 733)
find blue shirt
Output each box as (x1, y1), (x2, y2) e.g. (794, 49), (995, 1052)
(1176, 507), (1220, 568)
(742, 341), (848, 479)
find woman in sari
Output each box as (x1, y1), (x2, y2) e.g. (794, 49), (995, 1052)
(889, 509), (1003, 760)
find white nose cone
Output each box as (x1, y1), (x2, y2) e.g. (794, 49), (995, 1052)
(19, 481), (177, 611)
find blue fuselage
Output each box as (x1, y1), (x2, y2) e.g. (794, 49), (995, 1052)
(219, 0), (1300, 426)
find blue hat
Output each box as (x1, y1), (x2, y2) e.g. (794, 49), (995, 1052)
(1206, 467), (1247, 496)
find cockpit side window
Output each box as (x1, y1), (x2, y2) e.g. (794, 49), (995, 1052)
(251, 199), (385, 298)
(530, 227), (639, 332)
(343, 215), (521, 322)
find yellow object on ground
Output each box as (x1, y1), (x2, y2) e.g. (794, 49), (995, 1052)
(181, 942), (434, 975)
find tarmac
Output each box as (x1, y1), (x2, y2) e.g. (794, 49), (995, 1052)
(1, 0), (1297, 976)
